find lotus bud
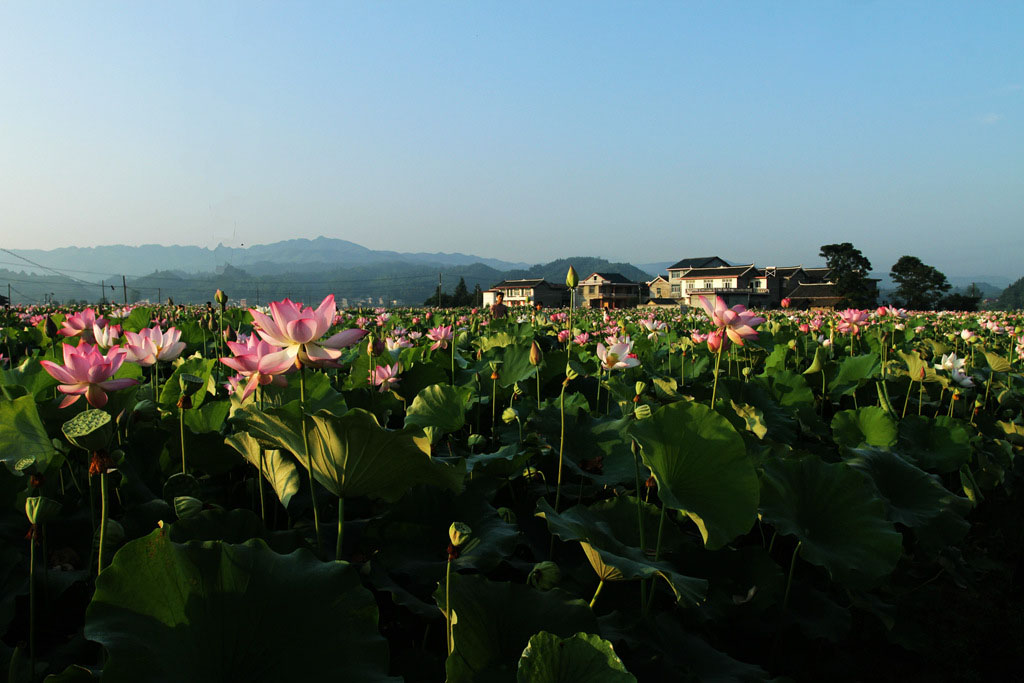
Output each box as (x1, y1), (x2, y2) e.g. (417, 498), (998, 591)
(529, 340), (543, 366)
(522, 466), (544, 481)
(45, 316), (57, 338)
(502, 407), (519, 424)
(62, 409), (113, 452)
(448, 522), (472, 548)
(223, 325), (236, 342)
(787, 339), (797, 350)
(634, 403), (652, 420)
(742, 366), (752, 378)
(367, 337), (385, 357)
(214, 289), (228, 311)
(25, 496), (61, 525)
(974, 397), (984, 409)
(496, 507), (517, 525)
(528, 561), (562, 590)
(566, 266), (579, 289)
(207, 315), (216, 331)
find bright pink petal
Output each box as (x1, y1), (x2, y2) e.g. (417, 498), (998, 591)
(85, 384), (109, 408)
(324, 328), (368, 349)
(97, 378), (140, 391)
(40, 360), (77, 384)
(285, 318), (318, 344)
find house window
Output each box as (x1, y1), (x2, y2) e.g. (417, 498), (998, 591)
(671, 284), (680, 296)
(703, 280), (713, 289)
(753, 280), (762, 289)
(588, 285), (596, 295)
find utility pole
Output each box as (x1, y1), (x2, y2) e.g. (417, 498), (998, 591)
(101, 280), (105, 305)
(437, 273), (442, 308)
(122, 275), (127, 305)
(256, 283), (260, 307)
(158, 288), (161, 304)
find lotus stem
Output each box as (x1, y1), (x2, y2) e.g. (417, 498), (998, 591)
(257, 388), (266, 524)
(644, 503), (667, 615)
(902, 380), (914, 419)
(342, 497), (350, 561)
(445, 557), (454, 655)
(300, 365), (322, 555)
(451, 345), (455, 387)
(179, 404), (187, 475)
(554, 380), (567, 514)
(29, 525), (37, 680)
(98, 471), (108, 576)
(710, 342), (724, 407)
(589, 578), (605, 609)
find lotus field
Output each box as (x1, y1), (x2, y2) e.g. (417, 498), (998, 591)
(3, 289), (1024, 682)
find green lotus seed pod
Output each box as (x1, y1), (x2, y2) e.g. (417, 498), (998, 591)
(133, 399), (158, 420)
(634, 381), (647, 396)
(528, 561), (562, 590)
(449, 522), (472, 548)
(634, 404), (652, 420)
(502, 407), (519, 424)
(174, 496), (204, 519)
(25, 496), (61, 525)
(62, 409), (113, 452)
(496, 507), (517, 525)
(179, 373), (205, 397)
(565, 365), (580, 381)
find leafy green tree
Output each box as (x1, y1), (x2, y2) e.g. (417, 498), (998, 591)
(452, 277), (471, 306)
(995, 276), (1024, 311)
(819, 242), (877, 308)
(889, 256), (951, 310)
(937, 283), (981, 311)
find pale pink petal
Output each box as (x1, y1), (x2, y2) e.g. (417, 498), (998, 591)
(324, 328), (368, 349)
(285, 318), (318, 344)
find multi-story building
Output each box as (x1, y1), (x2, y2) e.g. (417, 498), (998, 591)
(482, 279), (571, 308)
(579, 272), (647, 308)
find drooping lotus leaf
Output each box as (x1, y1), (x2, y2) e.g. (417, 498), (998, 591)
(629, 401), (758, 549)
(224, 432), (300, 509)
(404, 383), (470, 443)
(303, 409), (463, 501)
(517, 631), (636, 683)
(0, 394), (57, 475)
(844, 447), (968, 528)
(535, 499), (707, 606)
(831, 407), (898, 449)
(766, 370), (815, 407)
(84, 530), (398, 683)
(159, 357), (216, 411)
(897, 415), (972, 473)
(759, 456), (902, 587)
(499, 344), (538, 388)
(828, 353), (881, 399)
(166, 507), (306, 554)
(435, 573), (597, 683)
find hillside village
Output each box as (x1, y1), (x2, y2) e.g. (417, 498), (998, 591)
(483, 256), (852, 310)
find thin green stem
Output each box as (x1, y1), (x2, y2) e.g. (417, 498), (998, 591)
(589, 578), (605, 609)
(445, 558), (454, 655)
(179, 404), (187, 475)
(98, 471), (108, 576)
(29, 527), (36, 681)
(335, 497), (345, 561)
(710, 342), (724, 406)
(300, 365), (322, 554)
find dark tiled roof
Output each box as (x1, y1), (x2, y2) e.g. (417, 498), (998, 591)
(667, 256), (729, 270)
(789, 282), (839, 298)
(586, 272), (637, 284)
(802, 268), (833, 283)
(676, 265), (755, 278)
(492, 279), (547, 289)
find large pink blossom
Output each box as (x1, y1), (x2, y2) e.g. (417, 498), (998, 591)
(371, 362), (402, 392)
(836, 309), (870, 336)
(123, 326), (186, 367)
(697, 295), (764, 347)
(596, 340), (640, 371)
(41, 343), (139, 408)
(220, 336), (293, 400)
(58, 308), (106, 343)
(427, 325), (453, 351)
(249, 295), (367, 368)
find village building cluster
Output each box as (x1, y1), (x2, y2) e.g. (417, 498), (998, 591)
(481, 256), (849, 310)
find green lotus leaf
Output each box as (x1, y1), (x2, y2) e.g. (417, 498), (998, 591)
(224, 432), (301, 509)
(159, 358), (216, 411)
(499, 344), (539, 388)
(305, 409), (463, 501)
(435, 574), (597, 683)
(166, 507), (306, 555)
(536, 499), (706, 606)
(404, 383), (470, 443)
(767, 370), (815, 407)
(84, 530), (398, 683)
(897, 415), (972, 473)
(517, 632), (636, 683)
(759, 456), (902, 587)
(983, 350), (1012, 373)
(844, 447), (968, 528)
(831, 406), (898, 449)
(0, 395), (57, 475)
(629, 401), (758, 549)
(828, 353), (881, 399)
(44, 664), (98, 681)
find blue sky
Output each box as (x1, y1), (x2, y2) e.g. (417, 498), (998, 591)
(1, 2), (1021, 280)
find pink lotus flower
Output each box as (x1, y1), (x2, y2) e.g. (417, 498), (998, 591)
(836, 309), (870, 336)
(690, 329), (709, 344)
(697, 295), (764, 347)
(220, 336), (292, 400)
(707, 330), (725, 353)
(123, 326), (186, 367)
(780, 298), (791, 309)
(573, 332), (590, 345)
(93, 323), (121, 349)
(371, 362), (401, 392)
(59, 308), (106, 343)
(41, 342), (139, 408)
(427, 325), (453, 351)
(596, 341), (640, 371)
(798, 323), (810, 333)
(250, 296), (367, 368)
(557, 329), (571, 343)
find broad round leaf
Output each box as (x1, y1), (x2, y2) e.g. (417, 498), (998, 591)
(404, 383), (470, 443)
(517, 632), (636, 683)
(759, 456), (902, 587)
(629, 401), (758, 549)
(897, 415), (971, 473)
(831, 407), (898, 449)
(84, 530), (398, 683)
